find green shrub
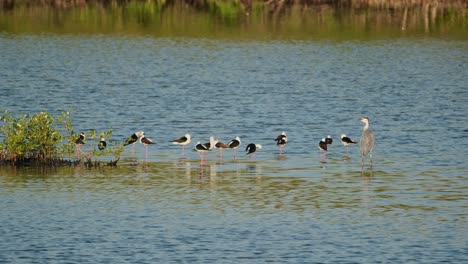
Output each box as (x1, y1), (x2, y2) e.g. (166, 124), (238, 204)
(0, 111), (121, 166)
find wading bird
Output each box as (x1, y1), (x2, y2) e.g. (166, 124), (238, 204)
(318, 137), (328, 160)
(215, 141), (230, 160)
(195, 136), (217, 163)
(227, 136), (241, 160)
(170, 133), (191, 157)
(359, 116), (375, 169)
(245, 143), (262, 160)
(194, 141), (209, 162)
(340, 134), (356, 155)
(124, 131), (144, 153)
(74, 132), (86, 158)
(98, 138), (107, 151)
(139, 134), (156, 161)
(319, 138), (328, 152)
(124, 131), (144, 146)
(275, 132), (287, 155)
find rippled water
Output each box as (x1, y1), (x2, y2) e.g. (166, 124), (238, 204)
(0, 34), (467, 262)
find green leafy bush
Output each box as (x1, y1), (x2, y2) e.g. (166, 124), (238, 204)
(0, 111), (121, 166)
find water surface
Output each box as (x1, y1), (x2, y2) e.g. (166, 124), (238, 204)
(0, 28), (467, 263)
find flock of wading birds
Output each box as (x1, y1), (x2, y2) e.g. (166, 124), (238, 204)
(74, 116), (376, 167)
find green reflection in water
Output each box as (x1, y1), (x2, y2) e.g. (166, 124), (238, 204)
(0, 1), (466, 40)
(0, 159), (466, 222)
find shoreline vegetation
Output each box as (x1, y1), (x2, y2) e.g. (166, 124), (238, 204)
(0, 111), (122, 168)
(2, 0), (466, 9)
(1, 0), (466, 39)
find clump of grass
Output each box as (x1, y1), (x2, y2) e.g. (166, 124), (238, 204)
(0, 110), (122, 167)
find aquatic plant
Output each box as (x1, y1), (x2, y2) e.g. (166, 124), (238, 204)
(0, 111), (121, 166)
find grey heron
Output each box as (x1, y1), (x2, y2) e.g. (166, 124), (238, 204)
(359, 116), (375, 168)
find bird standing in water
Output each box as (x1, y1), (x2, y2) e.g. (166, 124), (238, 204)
(340, 134), (356, 155)
(194, 141), (209, 163)
(124, 131), (144, 154)
(139, 133), (156, 161)
(74, 132), (86, 158)
(215, 141), (230, 160)
(359, 116), (375, 169)
(227, 136), (241, 160)
(170, 133), (191, 157)
(318, 138), (328, 152)
(245, 143), (262, 160)
(318, 137), (328, 161)
(275, 132), (287, 155)
(195, 136), (217, 163)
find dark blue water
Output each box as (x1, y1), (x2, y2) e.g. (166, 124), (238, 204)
(0, 34), (467, 263)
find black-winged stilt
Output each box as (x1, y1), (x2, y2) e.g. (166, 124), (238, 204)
(215, 141), (230, 160)
(170, 133), (191, 157)
(275, 132), (287, 155)
(139, 134), (156, 161)
(195, 136), (216, 163)
(124, 131), (144, 153)
(319, 138), (328, 152)
(194, 141), (209, 162)
(98, 138), (107, 151)
(74, 132), (86, 158)
(340, 134), (356, 155)
(325, 135), (333, 145)
(227, 136), (241, 160)
(245, 143), (262, 159)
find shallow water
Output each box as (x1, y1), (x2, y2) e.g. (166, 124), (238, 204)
(0, 33), (467, 262)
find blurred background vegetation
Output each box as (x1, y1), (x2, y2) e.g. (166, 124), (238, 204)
(1, 0), (466, 39)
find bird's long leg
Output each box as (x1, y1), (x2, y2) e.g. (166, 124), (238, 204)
(361, 156), (365, 172)
(199, 152), (204, 164)
(181, 145), (185, 158)
(131, 144), (136, 157)
(76, 145), (81, 159)
(145, 145), (148, 161)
